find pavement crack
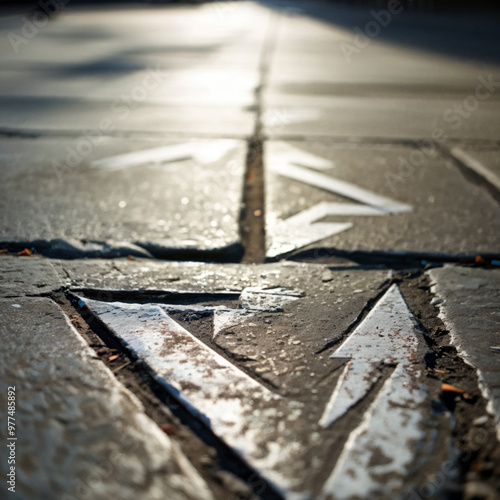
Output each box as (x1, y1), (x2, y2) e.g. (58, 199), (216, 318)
(290, 248), (500, 267)
(316, 283), (393, 355)
(240, 135), (266, 263)
(399, 275), (500, 493)
(71, 288), (241, 305)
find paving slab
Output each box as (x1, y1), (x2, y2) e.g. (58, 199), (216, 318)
(0, 297), (214, 500)
(0, 4), (267, 137)
(263, 6), (500, 141)
(49, 258), (453, 499)
(0, 69), (256, 107)
(0, 255), (62, 298)
(0, 97), (255, 137)
(0, 136), (246, 259)
(265, 141), (500, 258)
(428, 265), (500, 440)
(262, 99), (500, 141)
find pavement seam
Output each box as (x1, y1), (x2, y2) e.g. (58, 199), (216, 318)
(284, 248), (500, 267)
(240, 11), (280, 264)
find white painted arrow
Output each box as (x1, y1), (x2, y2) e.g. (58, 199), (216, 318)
(319, 284), (429, 499)
(79, 296), (309, 500)
(264, 140), (334, 171)
(90, 139), (239, 171)
(266, 142), (413, 257)
(267, 202), (389, 258)
(320, 284), (422, 428)
(159, 287), (303, 338)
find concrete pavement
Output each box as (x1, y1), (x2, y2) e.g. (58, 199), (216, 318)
(0, 1), (499, 499)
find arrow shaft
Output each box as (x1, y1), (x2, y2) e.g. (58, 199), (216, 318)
(271, 162), (412, 213)
(91, 140), (239, 171)
(285, 201), (388, 226)
(91, 143), (193, 171)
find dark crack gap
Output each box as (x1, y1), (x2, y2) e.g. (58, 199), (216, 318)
(400, 274), (500, 496)
(239, 12), (279, 264)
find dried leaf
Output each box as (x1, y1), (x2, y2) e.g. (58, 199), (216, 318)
(0, 249), (8, 254)
(108, 354), (120, 362)
(126, 255), (136, 261)
(441, 383), (465, 394)
(17, 248), (32, 256)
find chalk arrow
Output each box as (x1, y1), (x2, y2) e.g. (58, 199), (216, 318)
(319, 284), (422, 428)
(90, 139), (239, 171)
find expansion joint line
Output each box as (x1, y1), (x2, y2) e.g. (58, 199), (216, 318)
(240, 11), (280, 264)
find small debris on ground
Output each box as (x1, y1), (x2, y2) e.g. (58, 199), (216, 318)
(473, 416), (489, 426)
(442, 383), (465, 394)
(17, 248), (32, 256)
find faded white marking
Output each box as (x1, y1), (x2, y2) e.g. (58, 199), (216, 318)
(267, 202), (389, 258)
(320, 363), (427, 499)
(79, 297), (309, 499)
(319, 284), (428, 498)
(240, 286), (303, 311)
(271, 162), (412, 213)
(267, 141), (334, 170)
(161, 287), (303, 338)
(91, 140), (239, 171)
(320, 284), (422, 427)
(266, 143), (413, 257)
(212, 308), (248, 337)
(450, 146), (500, 192)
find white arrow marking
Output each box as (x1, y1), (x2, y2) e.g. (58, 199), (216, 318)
(450, 146), (500, 192)
(90, 139), (239, 171)
(319, 284), (428, 498)
(270, 161), (412, 213)
(267, 202), (391, 258)
(320, 363), (428, 499)
(320, 284), (422, 428)
(79, 297), (309, 500)
(266, 143), (413, 257)
(158, 287), (303, 338)
(266, 141), (335, 171)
